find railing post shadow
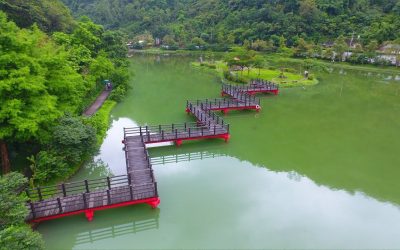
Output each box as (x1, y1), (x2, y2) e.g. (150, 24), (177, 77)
(61, 183), (67, 197)
(107, 189), (111, 205)
(57, 198), (62, 213)
(37, 187), (43, 201)
(29, 202), (36, 219)
(83, 193), (87, 209)
(85, 180), (89, 193)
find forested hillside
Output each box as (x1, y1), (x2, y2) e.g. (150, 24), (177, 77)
(0, 0), (75, 32)
(61, 0), (400, 46)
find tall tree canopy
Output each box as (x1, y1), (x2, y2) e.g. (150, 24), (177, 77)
(0, 11), (129, 173)
(0, 12), (86, 146)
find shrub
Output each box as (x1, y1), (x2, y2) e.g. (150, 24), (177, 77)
(0, 225), (44, 250)
(109, 85), (127, 102)
(28, 150), (68, 184)
(53, 115), (97, 164)
(284, 68), (297, 73)
(0, 172), (28, 227)
(0, 173), (44, 250)
(223, 70), (247, 83)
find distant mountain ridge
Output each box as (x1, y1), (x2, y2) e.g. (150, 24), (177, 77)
(60, 0), (400, 45)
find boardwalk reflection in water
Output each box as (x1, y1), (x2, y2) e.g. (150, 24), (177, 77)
(75, 208), (160, 246)
(151, 151), (226, 165)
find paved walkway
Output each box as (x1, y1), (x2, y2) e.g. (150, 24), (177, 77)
(83, 90), (111, 116)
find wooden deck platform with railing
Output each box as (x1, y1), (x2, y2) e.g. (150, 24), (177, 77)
(25, 82), (278, 223)
(25, 175), (159, 223)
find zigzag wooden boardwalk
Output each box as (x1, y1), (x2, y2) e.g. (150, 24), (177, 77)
(25, 81), (278, 223)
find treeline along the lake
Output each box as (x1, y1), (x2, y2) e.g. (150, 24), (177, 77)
(60, 0), (400, 46)
(0, 1), (130, 247)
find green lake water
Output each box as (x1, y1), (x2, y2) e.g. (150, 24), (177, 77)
(38, 55), (400, 249)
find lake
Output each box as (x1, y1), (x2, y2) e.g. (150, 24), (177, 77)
(38, 54), (400, 249)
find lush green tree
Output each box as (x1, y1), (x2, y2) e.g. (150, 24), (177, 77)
(0, 172), (44, 249)
(0, 14), (60, 172)
(252, 55), (265, 76)
(27, 150), (68, 185)
(0, 225), (44, 250)
(0, 0), (75, 32)
(101, 30), (128, 60)
(251, 39), (268, 51)
(365, 40), (379, 57)
(333, 35), (348, 61)
(295, 38), (312, 57)
(0, 172), (28, 228)
(72, 17), (104, 54)
(53, 115), (97, 164)
(0, 13), (100, 173)
(225, 49), (257, 75)
(0, 172), (44, 247)
(163, 35), (177, 46)
(299, 0), (320, 23)
(88, 52), (115, 84)
(191, 37), (206, 46)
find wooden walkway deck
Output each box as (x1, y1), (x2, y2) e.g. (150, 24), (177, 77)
(25, 82), (278, 223)
(25, 175), (159, 222)
(223, 80), (279, 95)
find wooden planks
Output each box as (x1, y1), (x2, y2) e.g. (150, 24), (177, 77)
(26, 182), (157, 221)
(26, 82), (274, 222)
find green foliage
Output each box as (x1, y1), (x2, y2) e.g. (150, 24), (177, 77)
(225, 50), (259, 74)
(163, 35), (177, 46)
(191, 37), (206, 46)
(0, 172), (28, 228)
(102, 30), (128, 60)
(109, 65), (130, 102)
(83, 100), (116, 144)
(333, 35), (348, 60)
(0, 173), (43, 249)
(0, 0), (75, 33)
(26, 114), (98, 184)
(0, 13), (85, 144)
(61, 0), (399, 49)
(251, 39), (274, 52)
(27, 150), (68, 185)
(53, 115), (97, 164)
(0, 225), (44, 250)
(109, 85), (127, 102)
(89, 52), (115, 83)
(223, 70), (247, 84)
